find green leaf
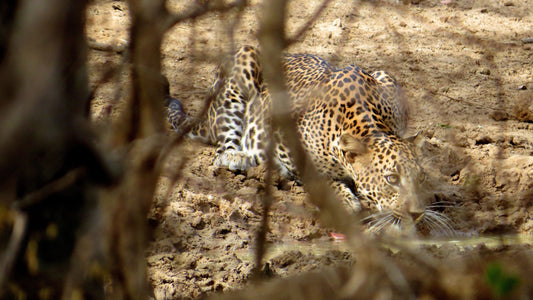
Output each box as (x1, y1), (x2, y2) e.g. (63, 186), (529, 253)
(485, 263), (520, 297)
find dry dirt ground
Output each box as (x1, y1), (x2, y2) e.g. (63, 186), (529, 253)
(87, 0), (533, 298)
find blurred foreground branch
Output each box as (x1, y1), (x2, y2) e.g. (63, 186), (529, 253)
(258, 0), (356, 247)
(0, 0), (116, 298)
(256, 1), (414, 297)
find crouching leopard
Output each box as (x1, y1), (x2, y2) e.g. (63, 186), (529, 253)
(168, 46), (452, 234)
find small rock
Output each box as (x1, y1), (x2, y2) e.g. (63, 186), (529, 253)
(236, 186), (258, 197)
(154, 284), (177, 300)
(246, 164), (266, 180)
(480, 8), (488, 13)
(270, 250), (304, 268)
(399, 21), (407, 27)
(191, 216), (205, 229)
(490, 110), (508, 121)
(503, 1), (514, 6)
(213, 226), (232, 237)
(479, 67), (491, 75)
(260, 262), (276, 277)
(474, 135), (493, 145)
(228, 210), (244, 223)
(518, 85), (527, 90)
(522, 38), (533, 44)
(278, 179), (294, 191)
(235, 174), (246, 182)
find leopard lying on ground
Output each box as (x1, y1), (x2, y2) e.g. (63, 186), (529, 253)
(167, 46), (451, 235)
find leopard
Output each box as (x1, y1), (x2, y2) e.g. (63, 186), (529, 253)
(167, 45), (452, 235)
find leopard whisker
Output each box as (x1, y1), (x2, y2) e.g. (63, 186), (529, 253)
(363, 212), (391, 224)
(432, 200), (455, 204)
(423, 210), (455, 236)
(425, 219), (440, 234)
(427, 204), (456, 209)
(393, 217), (401, 229)
(373, 218), (395, 234)
(361, 214), (378, 223)
(428, 201), (457, 208)
(367, 214), (395, 233)
(428, 210), (454, 224)
(378, 215), (398, 232)
(367, 215), (390, 230)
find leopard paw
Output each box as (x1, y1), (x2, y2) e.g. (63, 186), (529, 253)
(330, 180), (362, 213)
(214, 149), (257, 171)
(342, 195), (362, 213)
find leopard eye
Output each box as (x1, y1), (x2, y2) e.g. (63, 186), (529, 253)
(420, 173), (427, 182)
(385, 174), (400, 185)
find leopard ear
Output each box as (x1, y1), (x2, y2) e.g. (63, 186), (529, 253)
(405, 130), (424, 147)
(339, 134), (367, 164)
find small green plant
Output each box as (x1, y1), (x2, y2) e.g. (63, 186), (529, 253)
(437, 123), (453, 129)
(485, 262), (520, 297)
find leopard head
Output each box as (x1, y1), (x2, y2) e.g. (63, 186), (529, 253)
(339, 133), (451, 235)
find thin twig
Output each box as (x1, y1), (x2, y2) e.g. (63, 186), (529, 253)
(164, 0), (247, 30)
(87, 38), (128, 54)
(253, 126), (275, 278)
(432, 90), (497, 111)
(157, 66), (222, 165)
(14, 168), (87, 210)
(0, 210), (28, 290)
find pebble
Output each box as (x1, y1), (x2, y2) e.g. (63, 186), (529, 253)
(479, 68), (491, 75)
(503, 1), (514, 6)
(490, 111), (508, 121)
(522, 38), (533, 44)
(191, 216), (205, 229)
(228, 210), (244, 223)
(518, 85), (527, 90)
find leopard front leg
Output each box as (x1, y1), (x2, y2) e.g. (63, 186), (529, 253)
(212, 46), (264, 172)
(211, 84), (250, 171)
(330, 180), (362, 213)
(274, 132), (362, 212)
(272, 131), (299, 180)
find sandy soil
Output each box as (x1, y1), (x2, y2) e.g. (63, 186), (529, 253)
(86, 0), (533, 298)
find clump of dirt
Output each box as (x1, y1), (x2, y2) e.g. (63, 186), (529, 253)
(86, 0), (533, 298)
(511, 90), (533, 122)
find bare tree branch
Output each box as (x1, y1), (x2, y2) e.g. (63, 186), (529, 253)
(106, 0), (170, 297)
(88, 37), (127, 54)
(164, 0), (248, 30)
(258, 0), (356, 241)
(0, 210), (27, 290)
(255, 0), (359, 277)
(14, 168), (87, 210)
